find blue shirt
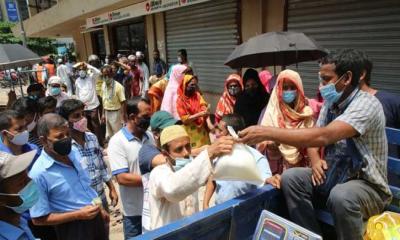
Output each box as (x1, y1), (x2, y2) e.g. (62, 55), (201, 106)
(0, 142), (39, 168)
(215, 147), (272, 204)
(0, 217), (36, 240)
(28, 148), (98, 218)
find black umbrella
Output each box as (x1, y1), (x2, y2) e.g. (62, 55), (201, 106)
(0, 44), (41, 70)
(224, 31), (327, 69)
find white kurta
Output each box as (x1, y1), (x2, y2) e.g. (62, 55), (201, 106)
(148, 150), (213, 230)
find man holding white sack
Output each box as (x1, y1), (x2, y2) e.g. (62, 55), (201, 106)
(203, 114), (280, 209)
(147, 125), (234, 230)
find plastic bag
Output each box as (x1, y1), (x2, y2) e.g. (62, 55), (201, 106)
(364, 211), (400, 240)
(213, 143), (264, 185)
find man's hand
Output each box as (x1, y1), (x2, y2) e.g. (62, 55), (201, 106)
(207, 136), (235, 159)
(311, 159), (328, 186)
(109, 188), (119, 207)
(238, 126), (269, 145)
(76, 205), (100, 220)
(265, 174), (281, 189)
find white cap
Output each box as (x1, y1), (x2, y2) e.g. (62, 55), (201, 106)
(57, 58), (63, 64)
(0, 150), (37, 181)
(135, 51), (143, 58)
(48, 76), (62, 85)
(128, 55), (136, 61)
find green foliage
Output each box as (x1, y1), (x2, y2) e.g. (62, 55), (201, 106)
(0, 21), (56, 56)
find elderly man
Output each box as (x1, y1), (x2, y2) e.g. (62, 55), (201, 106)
(147, 125), (234, 230)
(239, 49), (391, 240)
(46, 76), (69, 108)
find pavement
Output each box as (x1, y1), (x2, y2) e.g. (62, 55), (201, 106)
(0, 85), (27, 106)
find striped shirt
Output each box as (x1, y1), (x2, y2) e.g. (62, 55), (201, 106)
(317, 90), (392, 201)
(72, 132), (111, 196)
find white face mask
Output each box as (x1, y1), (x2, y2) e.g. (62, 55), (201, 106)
(7, 130), (29, 146)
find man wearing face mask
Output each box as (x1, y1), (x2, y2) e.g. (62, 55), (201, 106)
(46, 76), (70, 108)
(29, 114), (108, 240)
(0, 150), (39, 240)
(74, 62), (103, 146)
(108, 97), (154, 239)
(60, 99), (118, 206)
(239, 49), (391, 240)
(27, 83), (45, 101)
(100, 65), (127, 140)
(147, 125), (234, 230)
(0, 110), (38, 157)
(60, 99), (118, 238)
(11, 97), (42, 149)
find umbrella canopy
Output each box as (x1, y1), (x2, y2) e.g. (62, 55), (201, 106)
(225, 31), (327, 69)
(0, 44), (41, 70)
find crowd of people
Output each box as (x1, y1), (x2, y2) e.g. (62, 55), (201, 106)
(0, 47), (399, 240)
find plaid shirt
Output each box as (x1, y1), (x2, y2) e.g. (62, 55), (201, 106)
(72, 132), (111, 196)
(317, 90), (392, 201)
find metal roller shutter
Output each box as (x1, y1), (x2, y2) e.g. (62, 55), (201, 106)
(287, 0), (400, 96)
(165, 0), (239, 93)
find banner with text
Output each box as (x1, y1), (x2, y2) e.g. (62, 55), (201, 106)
(86, 0), (210, 29)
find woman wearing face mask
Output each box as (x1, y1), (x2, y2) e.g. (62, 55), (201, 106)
(176, 75), (211, 149)
(161, 64), (187, 119)
(46, 76), (70, 108)
(215, 74), (243, 123)
(234, 69), (270, 127)
(259, 69), (314, 174)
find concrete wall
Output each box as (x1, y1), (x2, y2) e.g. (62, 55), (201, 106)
(72, 28), (93, 62)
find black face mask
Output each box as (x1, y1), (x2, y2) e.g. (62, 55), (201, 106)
(246, 87), (260, 97)
(137, 116), (151, 132)
(186, 86), (197, 96)
(52, 137), (72, 156)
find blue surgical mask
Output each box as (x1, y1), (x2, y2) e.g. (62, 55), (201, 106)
(0, 181), (40, 214)
(319, 74), (346, 107)
(282, 90), (297, 104)
(50, 87), (61, 96)
(173, 156), (193, 171)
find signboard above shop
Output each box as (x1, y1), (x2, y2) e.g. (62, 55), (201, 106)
(6, 0), (19, 22)
(86, 0), (210, 29)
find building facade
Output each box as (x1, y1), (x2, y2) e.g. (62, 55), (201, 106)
(13, 0), (400, 97)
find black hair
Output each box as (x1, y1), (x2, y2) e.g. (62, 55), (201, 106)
(27, 83), (44, 94)
(59, 99), (85, 120)
(363, 55), (373, 86)
(320, 48), (366, 87)
(37, 96), (57, 114)
(178, 49), (187, 58)
(243, 68), (260, 83)
(11, 97), (38, 115)
(0, 110), (24, 131)
(37, 113), (67, 137)
(221, 114), (246, 132)
(126, 96), (151, 116)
